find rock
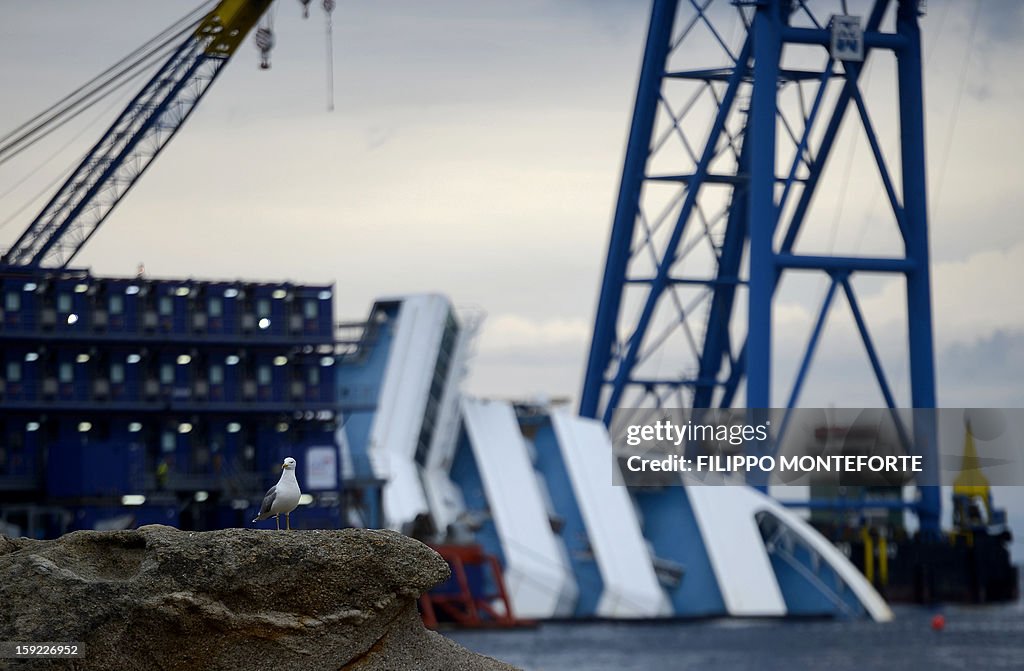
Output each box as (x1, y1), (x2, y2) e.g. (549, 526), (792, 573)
(0, 525), (520, 671)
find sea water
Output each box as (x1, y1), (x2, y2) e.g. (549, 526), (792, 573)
(448, 602), (1024, 671)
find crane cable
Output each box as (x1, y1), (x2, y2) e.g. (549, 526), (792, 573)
(324, 0), (336, 112)
(0, 0), (213, 148)
(0, 36), (187, 169)
(0, 0), (216, 166)
(933, 1), (981, 207)
(0, 69), (157, 231)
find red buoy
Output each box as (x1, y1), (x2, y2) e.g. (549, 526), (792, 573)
(930, 614), (946, 631)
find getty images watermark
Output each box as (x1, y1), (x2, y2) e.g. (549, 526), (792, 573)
(609, 408), (1024, 487)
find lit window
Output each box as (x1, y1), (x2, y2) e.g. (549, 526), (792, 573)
(128, 422), (142, 433)
(109, 294), (124, 314)
(57, 294), (71, 312)
(59, 362), (73, 383)
(158, 296), (173, 316)
(257, 299), (271, 317)
(76, 353), (90, 363)
(273, 356), (288, 366)
(227, 422), (241, 434)
(126, 353), (142, 364)
(272, 289), (287, 300)
(6, 361), (21, 383)
(111, 363), (125, 384)
(24, 352), (39, 362)
(78, 421), (92, 432)
(161, 432), (175, 452)
(304, 299), (317, 319)
(160, 364), (174, 384)
(178, 422), (193, 434)
(5, 292), (19, 311)
(257, 365), (272, 385)
(209, 297), (223, 317)
(176, 354), (192, 365)
(224, 288), (239, 299)
(225, 354), (240, 366)
(209, 364), (224, 384)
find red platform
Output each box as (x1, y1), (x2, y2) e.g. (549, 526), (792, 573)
(419, 544), (531, 629)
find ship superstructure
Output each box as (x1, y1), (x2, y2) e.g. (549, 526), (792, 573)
(0, 267), (341, 535)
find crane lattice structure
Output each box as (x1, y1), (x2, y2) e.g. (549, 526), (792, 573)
(1, 0), (272, 269)
(579, 0), (939, 534)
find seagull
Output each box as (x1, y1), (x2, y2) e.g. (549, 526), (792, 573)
(252, 457), (302, 530)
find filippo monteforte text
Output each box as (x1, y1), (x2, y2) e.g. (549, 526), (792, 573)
(625, 454), (924, 474)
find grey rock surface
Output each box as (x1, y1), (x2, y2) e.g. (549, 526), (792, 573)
(0, 525), (520, 671)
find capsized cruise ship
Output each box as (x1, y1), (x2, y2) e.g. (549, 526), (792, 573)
(333, 292), (892, 622)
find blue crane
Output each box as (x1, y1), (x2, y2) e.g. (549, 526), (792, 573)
(1, 0), (274, 268)
(580, 0), (940, 535)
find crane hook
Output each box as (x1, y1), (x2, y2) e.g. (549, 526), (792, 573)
(255, 26), (275, 70)
(299, 0), (311, 19)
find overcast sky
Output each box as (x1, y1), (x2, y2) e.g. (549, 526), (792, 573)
(2, 1), (1023, 550)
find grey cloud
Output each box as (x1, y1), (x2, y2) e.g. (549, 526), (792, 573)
(974, 0), (1024, 45)
(938, 330), (1024, 406)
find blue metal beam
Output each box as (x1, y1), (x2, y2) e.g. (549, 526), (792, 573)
(600, 36), (753, 425)
(840, 277), (899, 410)
(779, 2), (891, 255)
(745, 0), (782, 412)
(781, 26), (907, 51)
(580, 0), (680, 419)
(775, 254), (914, 273)
(785, 277), (840, 411)
(850, 84), (908, 242)
(895, 0), (940, 538)
(692, 140), (750, 408)
(777, 65), (832, 214)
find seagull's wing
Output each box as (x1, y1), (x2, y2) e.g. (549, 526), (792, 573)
(252, 485), (277, 522)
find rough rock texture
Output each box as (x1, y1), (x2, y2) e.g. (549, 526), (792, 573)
(0, 525), (519, 671)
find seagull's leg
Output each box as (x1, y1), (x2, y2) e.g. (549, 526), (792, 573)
(275, 514), (280, 530)
(286, 513), (291, 531)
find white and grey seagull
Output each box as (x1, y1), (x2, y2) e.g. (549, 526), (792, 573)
(252, 457), (302, 530)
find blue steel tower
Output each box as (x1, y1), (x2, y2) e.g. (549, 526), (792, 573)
(580, 0), (939, 535)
